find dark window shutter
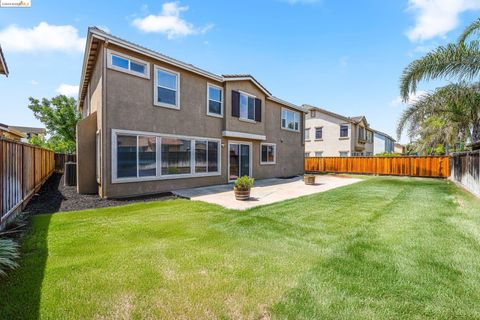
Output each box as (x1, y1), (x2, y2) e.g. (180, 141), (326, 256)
(231, 90), (240, 117)
(254, 98), (262, 122)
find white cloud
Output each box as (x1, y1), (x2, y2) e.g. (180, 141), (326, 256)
(56, 84), (79, 97)
(406, 0), (480, 42)
(390, 90), (427, 108)
(132, 2), (213, 39)
(30, 80), (38, 85)
(0, 22), (85, 52)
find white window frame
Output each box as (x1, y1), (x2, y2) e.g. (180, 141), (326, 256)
(111, 129), (221, 183)
(106, 49), (150, 79)
(304, 128), (310, 141)
(315, 127), (323, 140)
(315, 151), (323, 157)
(206, 83), (224, 118)
(238, 91), (257, 123)
(154, 65), (180, 110)
(339, 151), (349, 157)
(339, 124), (349, 138)
(260, 143), (276, 165)
(281, 107), (301, 132)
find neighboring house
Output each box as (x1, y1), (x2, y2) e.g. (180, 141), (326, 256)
(0, 123), (26, 141)
(76, 27), (306, 198)
(303, 105), (374, 157)
(394, 143), (405, 154)
(8, 126), (46, 142)
(0, 45), (8, 77)
(373, 130), (395, 154)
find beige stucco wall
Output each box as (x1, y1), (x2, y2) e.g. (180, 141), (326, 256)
(224, 80), (266, 136)
(84, 42), (304, 198)
(305, 112), (352, 156)
(77, 112), (97, 194)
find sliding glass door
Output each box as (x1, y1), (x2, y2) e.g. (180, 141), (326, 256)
(229, 142), (251, 181)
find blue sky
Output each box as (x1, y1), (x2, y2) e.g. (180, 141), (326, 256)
(1, 0), (480, 143)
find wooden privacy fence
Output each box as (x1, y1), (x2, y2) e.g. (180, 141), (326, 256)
(1, 138), (55, 226)
(54, 153), (76, 172)
(450, 151), (480, 197)
(305, 156), (450, 178)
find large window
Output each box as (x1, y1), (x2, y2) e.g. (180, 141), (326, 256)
(162, 138), (191, 175)
(315, 127), (323, 140)
(240, 92), (256, 121)
(207, 84), (223, 117)
(281, 108), (300, 132)
(304, 128), (310, 141)
(260, 143), (276, 165)
(366, 130), (373, 143)
(340, 124), (349, 138)
(113, 130), (220, 182)
(154, 66), (179, 109)
(107, 50), (149, 78)
(195, 140), (219, 173)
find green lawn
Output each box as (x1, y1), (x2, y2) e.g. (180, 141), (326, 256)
(1, 177), (480, 319)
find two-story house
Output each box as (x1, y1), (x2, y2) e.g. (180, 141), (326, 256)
(76, 27), (306, 198)
(303, 104), (374, 157)
(373, 130), (395, 154)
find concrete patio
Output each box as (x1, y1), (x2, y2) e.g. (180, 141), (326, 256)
(172, 175), (362, 210)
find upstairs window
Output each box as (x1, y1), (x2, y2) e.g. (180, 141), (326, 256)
(240, 92), (256, 121)
(281, 108), (300, 132)
(107, 50), (149, 78)
(315, 127), (323, 140)
(231, 90), (262, 122)
(310, 110), (317, 118)
(340, 124), (349, 138)
(304, 128), (310, 141)
(155, 66), (179, 109)
(207, 84), (223, 117)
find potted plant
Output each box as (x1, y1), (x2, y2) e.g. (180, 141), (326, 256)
(234, 176), (254, 200)
(304, 174), (316, 185)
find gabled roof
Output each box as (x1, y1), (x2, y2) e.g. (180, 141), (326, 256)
(8, 126), (46, 135)
(0, 45), (9, 77)
(78, 27), (305, 113)
(222, 74), (271, 96)
(303, 104), (370, 126)
(373, 129), (395, 142)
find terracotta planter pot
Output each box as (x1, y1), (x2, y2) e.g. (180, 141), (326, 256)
(234, 188), (251, 200)
(304, 175), (316, 185)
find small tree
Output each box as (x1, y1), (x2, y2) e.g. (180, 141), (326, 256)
(28, 95), (80, 153)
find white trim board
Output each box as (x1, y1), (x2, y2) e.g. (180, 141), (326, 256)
(222, 131), (266, 141)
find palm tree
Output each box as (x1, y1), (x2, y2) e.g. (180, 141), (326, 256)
(399, 18), (480, 142)
(397, 83), (480, 153)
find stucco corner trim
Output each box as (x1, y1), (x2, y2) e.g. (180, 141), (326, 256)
(222, 131), (266, 141)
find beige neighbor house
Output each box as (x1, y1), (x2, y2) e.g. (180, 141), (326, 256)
(76, 27), (306, 198)
(303, 104), (374, 157)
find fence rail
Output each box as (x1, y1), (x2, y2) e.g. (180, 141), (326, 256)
(1, 138), (55, 226)
(305, 156), (450, 178)
(450, 151), (479, 197)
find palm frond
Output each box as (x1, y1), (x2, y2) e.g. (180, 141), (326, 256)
(400, 42), (480, 101)
(459, 18), (480, 43)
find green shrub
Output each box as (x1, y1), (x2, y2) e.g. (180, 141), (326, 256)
(234, 176), (254, 191)
(0, 239), (19, 276)
(374, 152), (402, 157)
(0, 213), (27, 276)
